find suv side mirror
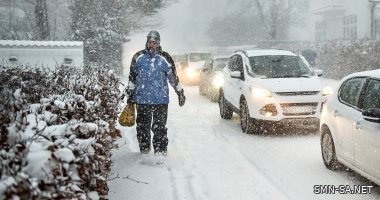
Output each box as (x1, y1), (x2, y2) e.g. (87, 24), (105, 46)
(314, 69), (323, 76)
(362, 108), (380, 123)
(230, 71), (241, 79)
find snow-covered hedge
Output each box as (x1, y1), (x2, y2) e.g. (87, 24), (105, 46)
(315, 40), (380, 79)
(258, 39), (380, 79)
(0, 66), (122, 199)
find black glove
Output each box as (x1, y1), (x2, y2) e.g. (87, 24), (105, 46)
(126, 89), (135, 104)
(176, 89), (186, 107)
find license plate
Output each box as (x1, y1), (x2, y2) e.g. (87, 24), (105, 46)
(283, 106), (314, 114)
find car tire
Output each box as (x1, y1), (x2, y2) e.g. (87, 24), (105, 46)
(240, 99), (257, 134)
(219, 91), (233, 119)
(321, 127), (341, 170)
(210, 90), (219, 102)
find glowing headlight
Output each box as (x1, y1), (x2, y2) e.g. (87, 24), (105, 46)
(185, 68), (197, 79)
(322, 86), (333, 96)
(250, 86), (271, 97)
(212, 74), (224, 88)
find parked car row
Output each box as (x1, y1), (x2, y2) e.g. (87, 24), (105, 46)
(175, 48), (379, 186)
(209, 49), (380, 186)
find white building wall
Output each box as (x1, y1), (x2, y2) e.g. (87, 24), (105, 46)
(310, 0), (379, 41)
(0, 41), (83, 69)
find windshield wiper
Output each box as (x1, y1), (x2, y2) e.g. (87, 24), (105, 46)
(267, 74), (312, 78)
(274, 75), (296, 78)
(298, 74), (312, 78)
(255, 75), (267, 79)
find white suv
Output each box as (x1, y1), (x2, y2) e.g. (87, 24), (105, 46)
(219, 49), (324, 134)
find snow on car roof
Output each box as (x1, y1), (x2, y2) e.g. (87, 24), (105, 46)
(213, 55), (229, 59)
(245, 49), (297, 57)
(0, 40), (83, 47)
(343, 69), (380, 80)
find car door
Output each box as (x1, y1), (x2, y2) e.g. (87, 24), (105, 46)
(200, 59), (212, 87)
(334, 77), (366, 164)
(206, 59), (215, 86)
(223, 56), (237, 104)
(229, 55), (245, 107)
(354, 78), (380, 179)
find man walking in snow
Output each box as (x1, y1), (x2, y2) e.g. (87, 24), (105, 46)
(125, 30), (186, 157)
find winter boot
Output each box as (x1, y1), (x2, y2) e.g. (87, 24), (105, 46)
(140, 148), (150, 155)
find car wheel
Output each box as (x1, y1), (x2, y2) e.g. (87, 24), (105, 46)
(240, 100), (262, 134)
(219, 92), (233, 119)
(321, 127), (341, 170)
(210, 90), (219, 102)
(240, 99), (256, 134)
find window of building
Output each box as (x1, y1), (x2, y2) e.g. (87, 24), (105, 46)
(9, 56), (18, 62)
(316, 22), (326, 42)
(64, 57), (73, 65)
(343, 15), (357, 40)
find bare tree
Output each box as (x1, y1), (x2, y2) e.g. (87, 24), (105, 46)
(207, 0), (308, 45)
(34, 0), (49, 40)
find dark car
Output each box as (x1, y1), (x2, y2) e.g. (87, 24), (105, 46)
(199, 56), (228, 102)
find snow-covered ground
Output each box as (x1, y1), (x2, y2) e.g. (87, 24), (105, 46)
(108, 78), (380, 200)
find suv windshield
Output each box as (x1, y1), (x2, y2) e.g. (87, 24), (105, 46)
(248, 55), (315, 78)
(189, 53), (211, 62)
(172, 54), (187, 63)
(213, 58), (228, 70)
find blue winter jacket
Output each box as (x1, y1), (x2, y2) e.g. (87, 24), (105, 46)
(127, 49), (182, 104)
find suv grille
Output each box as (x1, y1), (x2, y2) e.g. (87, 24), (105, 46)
(275, 91), (320, 96)
(280, 102), (318, 116)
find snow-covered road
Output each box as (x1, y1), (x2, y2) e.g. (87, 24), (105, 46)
(108, 78), (380, 200)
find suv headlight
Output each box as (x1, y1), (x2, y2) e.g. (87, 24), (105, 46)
(212, 73), (224, 88)
(250, 86), (271, 97)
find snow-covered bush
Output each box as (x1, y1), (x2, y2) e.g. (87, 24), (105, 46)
(0, 65), (122, 199)
(315, 40), (380, 79)
(257, 39), (380, 79)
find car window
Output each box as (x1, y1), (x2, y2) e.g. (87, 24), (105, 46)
(228, 56), (237, 71)
(213, 58), (228, 71)
(189, 53), (211, 62)
(236, 56), (243, 72)
(362, 79), (380, 110)
(248, 55), (314, 78)
(172, 54), (187, 63)
(339, 78), (366, 107)
(204, 59), (212, 70)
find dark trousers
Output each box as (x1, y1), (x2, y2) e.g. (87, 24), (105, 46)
(136, 104), (168, 153)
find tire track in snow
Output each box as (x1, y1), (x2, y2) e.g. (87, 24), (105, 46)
(170, 87), (292, 199)
(174, 99), (291, 199)
(209, 119), (292, 200)
(167, 120), (209, 200)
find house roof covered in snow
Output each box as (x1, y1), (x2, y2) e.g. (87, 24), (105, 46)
(0, 40), (83, 47)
